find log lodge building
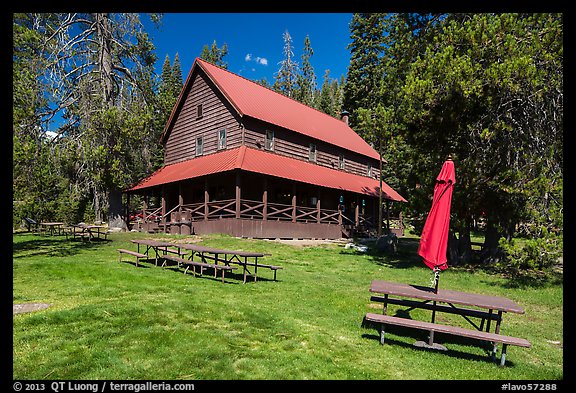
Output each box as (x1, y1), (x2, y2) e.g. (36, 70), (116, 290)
(126, 58), (406, 239)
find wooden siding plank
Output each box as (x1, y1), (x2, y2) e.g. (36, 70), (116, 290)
(164, 70), (241, 165)
(242, 118), (378, 178)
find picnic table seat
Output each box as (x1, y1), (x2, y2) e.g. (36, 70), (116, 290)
(162, 255), (237, 283)
(364, 312), (531, 366)
(240, 261), (283, 281)
(117, 249), (148, 266)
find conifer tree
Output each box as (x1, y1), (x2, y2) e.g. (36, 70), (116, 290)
(200, 40), (229, 68)
(273, 30), (299, 98)
(294, 35), (316, 106)
(342, 13), (386, 128)
(171, 52), (183, 94)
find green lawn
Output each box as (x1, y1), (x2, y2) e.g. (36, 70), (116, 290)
(13, 231), (563, 380)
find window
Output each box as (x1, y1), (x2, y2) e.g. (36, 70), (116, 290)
(196, 104), (203, 119)
(218, 129), (227, 150)
(309, 143), (317, 162)
(265, 130), (274, 151)
(339, 154), (345, 169)
(367, 162), (373, 177)
(195, 136), (204, 156)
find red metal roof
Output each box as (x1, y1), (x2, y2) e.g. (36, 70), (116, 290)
(162, 58), (381, 161)
(128, 147), (406, 202)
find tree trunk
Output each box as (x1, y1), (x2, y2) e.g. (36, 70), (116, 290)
(93, 188), (102, 223)
(108, 188), (126, 230)
(481, 217), (503, 263)
(94, 13), (115, 107)
(447, 230), (459, 265)
(457, 223), (472, 264)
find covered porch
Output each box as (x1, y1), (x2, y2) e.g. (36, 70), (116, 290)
(126, 170), (402, 239)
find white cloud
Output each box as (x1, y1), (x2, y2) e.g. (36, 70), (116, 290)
(245, 53), (268, 66)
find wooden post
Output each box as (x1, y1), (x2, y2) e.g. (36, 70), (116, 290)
(161, 187), (167, 232)
(386, 199), (391, 232)
(178, 183), (183, 213)
(161, 187), (166, 221)
(235, 171), (241, 219)
(291, 184), (297, 223)
(262, 178), (268, 221)
(126, 193), (131, 230)
(355, 200), (360, 227)
(378, 137), (383, 237)
(143, 194), (148, 222)
(204, 178), (209, 221)
(316, 194), (321, 224)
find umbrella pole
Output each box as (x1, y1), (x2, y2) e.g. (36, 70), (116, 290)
(433, 268), (440, 294)
(429, 268), (440, 346)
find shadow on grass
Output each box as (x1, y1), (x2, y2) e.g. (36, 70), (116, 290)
(13, 233), (111, 259)
(343, 236), (562, 289)
(160, 263), (281, 285)
(118, 260), (152, 268)
(340, 237), (423, 269)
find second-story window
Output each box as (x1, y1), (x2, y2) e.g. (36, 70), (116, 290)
(265, 130), (274, 151)
(196, 104), (203, 119)
(196, 136), (204, 156)
(339, 154), (345, 170)
(309, 143), (317, 162)
(218, 129), (227, 150)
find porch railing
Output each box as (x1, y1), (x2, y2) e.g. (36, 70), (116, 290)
(175, 199), (344, 225)
(141, 199), (401, 235)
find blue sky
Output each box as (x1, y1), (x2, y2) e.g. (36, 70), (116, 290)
(142, 13), (354, 85)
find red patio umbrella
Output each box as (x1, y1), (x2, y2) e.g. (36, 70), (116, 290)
(418, 159), (456, 293)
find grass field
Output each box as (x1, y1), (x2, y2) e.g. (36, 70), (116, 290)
(12, 231), (563, 380)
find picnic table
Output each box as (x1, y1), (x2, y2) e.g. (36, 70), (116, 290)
(365, 279), (530, 366)
(172, 243), (279, 283)
(123, 240), (281, 284)
(70, 224), (109, 241)
(130, 239), (185, 265)
(39, 222), (65, 236)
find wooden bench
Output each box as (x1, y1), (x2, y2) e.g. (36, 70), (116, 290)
(242, 261), (283, 281)
(162, 255), (237, 283)
(117, 249), (148, 266)
(370, 295), (500, 331)
(364, 313), (531, 366)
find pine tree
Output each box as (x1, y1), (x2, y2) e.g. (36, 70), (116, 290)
(170, 52), (183, 97)
(200, 40), (229, 69)
(294, 35), (316, 106)
(159, 55), (172, 96)
(273, 30), (299, 98)
(317, 69), (333, 116)
(342, 13), (386, 128)
(29, 13), (160, 227)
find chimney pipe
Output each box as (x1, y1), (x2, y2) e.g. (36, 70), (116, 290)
(340, 110), (350, 125)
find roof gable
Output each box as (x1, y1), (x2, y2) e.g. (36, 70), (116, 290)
(161, 58), (381, 161)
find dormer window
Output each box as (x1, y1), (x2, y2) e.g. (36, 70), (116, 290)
(338, 154), (345, 170)
(196, 104), (203, 119)
(309, 143), (317, 162)
(265, 130), (274, 151)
